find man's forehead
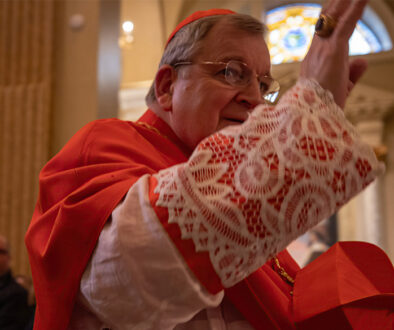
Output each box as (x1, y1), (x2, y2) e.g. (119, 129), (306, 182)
(201, 19), (265, 47)
(197, 21), (270, 71)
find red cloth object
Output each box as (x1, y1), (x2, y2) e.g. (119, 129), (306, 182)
(25, 111), (189, 330)
(165, 9), (235, 48)
(293, 241), (394, 330)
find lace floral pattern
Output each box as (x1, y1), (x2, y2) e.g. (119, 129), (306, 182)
(154, 78), (383, 287)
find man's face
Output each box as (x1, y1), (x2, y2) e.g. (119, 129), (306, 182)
(0, 238), (10, 276)
(168, 19), (271, 150)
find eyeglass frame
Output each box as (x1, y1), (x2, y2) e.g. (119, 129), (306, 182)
(172, 59), (280, 103)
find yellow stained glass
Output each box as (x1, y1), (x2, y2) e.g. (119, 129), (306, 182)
(266, 4), (320, 64)
(266, 4), (384, 64)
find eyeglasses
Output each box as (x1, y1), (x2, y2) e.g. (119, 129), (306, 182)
(173, 59), (280, 103)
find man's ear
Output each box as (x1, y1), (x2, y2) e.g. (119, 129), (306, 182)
(154, 65), (177, 111)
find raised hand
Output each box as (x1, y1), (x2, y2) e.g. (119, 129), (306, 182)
(301, 0), (369, 108)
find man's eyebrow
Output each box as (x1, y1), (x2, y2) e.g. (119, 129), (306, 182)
(216, 55), (245, 62)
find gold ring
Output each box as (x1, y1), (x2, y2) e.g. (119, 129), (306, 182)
(315, 14), (337, 38)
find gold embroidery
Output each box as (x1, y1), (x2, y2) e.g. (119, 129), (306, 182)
(272, 257), (295, 286)
(135, 122), (167, 139)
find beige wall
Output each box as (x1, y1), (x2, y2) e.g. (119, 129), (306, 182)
(120, 0), (164, 86)
(51, 0), (100, 156)
(363, 59), (394, 90)
(51, 0), (121, 156)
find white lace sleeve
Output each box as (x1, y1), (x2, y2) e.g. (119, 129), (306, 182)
(153, 78), (384, 288)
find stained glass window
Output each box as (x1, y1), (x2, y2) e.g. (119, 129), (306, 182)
(266, 4), (387, 65)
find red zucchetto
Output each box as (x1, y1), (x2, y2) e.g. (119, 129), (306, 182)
(165, 8), (235, 48)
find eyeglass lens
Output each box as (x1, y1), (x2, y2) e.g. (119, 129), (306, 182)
(224, 61), (279, 100)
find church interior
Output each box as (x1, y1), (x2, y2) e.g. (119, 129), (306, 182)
(0, 0), (393, 282)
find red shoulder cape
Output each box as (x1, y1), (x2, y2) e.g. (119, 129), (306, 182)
(26, 110), (298, 329)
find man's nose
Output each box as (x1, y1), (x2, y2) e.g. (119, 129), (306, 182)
(235, 79), (264, 109)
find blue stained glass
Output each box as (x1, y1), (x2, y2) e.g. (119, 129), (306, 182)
(283, 29), (307, 49)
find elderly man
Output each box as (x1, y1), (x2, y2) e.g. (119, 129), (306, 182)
(26, 0), (385, 329)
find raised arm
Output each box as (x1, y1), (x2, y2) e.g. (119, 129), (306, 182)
(152, 77), (383, 290)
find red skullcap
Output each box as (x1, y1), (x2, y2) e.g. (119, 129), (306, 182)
(165, 9), (235, 48)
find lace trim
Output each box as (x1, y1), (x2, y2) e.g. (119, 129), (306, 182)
(154, 78), (383, 287)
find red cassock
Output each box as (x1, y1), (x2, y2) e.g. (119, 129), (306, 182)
(25, 110), (393, 330)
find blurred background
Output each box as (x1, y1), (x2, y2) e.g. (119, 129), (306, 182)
(1, 0), (393, 278)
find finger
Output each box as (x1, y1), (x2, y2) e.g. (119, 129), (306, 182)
(346, 58), (368, 96)
(335, 0), (368, 40)
(314, 0), (351, 42)
(349, 58), (368, 85)
(347, 80), (354, 97)
(321, 0), (351, 21)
